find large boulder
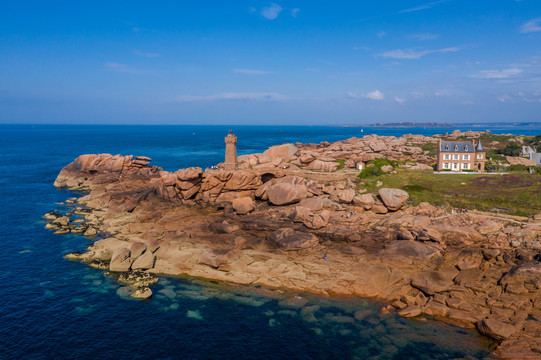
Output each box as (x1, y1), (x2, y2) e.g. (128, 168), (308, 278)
(266, 228), (319, 250)
(231, 197), (255, 215)
(353, 194), (374, 210)
(306, 160), (339, 172)
(476, 318), (516, 340)
(262, 144), (297, 163)
(131, 251), (156, 270)
(378, 188), (409, 211)
(293, 206), (330, 229)
(110, 247), (132, 272)
(268, 183), (307, 206)
(500, 263), (541, 288)
(338, 189), (355, 204)
(411, 268), (459, 295)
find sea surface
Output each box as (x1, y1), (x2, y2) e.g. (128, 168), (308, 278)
(1, 124), (537, 360)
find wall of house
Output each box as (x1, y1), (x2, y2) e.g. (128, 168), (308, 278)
(437, 151), (475, 171)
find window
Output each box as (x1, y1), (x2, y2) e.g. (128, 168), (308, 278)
(445, 145), (449, 151)
(452, 163), (458, 170)
(455, 145), (458, 151)
(462, 163), (469, 169)
(465, 145), (468, 151)
(453, 154), (459, 160)
(477, 154), (483, 159)
(443, 154), (450, 160)
(443, 163), (450, 169)
(463, 154), (470, 160)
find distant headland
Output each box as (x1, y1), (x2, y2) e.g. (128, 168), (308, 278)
(341, 122), (541, 128)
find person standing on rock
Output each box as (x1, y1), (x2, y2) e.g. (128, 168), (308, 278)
(323, 253), (327, 260)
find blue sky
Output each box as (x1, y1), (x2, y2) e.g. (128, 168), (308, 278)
(1, 0), (540, 124)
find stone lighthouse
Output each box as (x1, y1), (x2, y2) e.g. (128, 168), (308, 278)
(224, 130), (237, 171)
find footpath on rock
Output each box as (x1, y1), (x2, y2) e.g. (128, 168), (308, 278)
(46, 135), (541, 360)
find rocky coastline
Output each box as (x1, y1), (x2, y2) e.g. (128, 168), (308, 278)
(47, 134), (541, 360)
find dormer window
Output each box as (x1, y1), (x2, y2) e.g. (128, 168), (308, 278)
(465, 145), (468, 151)
(455, 145), (458, 151)
(445, 145), (449, 151)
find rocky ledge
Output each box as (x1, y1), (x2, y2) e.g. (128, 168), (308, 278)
(48, 147), (541, 360)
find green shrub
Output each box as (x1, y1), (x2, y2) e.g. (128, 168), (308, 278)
(358, 166), (383, 179)
(368, 158), (397, 168)
(335, 159), (346, 170)
(507, 164), (528, 172)
(499, 143), (521, 157)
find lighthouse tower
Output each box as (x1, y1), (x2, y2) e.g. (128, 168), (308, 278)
(224, 130), (237, 171)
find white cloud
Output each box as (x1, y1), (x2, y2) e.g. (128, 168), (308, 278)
(353, 46), (371, 51)
(233, 69), (273, 75)
(394, 97), (406, 104)
(134, 50), (160, 58)
(377, 31), (386, 38)
(411, 91), (424, 98)
(261, 3), (282, 20)
(407, 33), (438, 41)
(172, 92), (287, 102)
(348, 90), (385, 101)
(497, 95), (512, 103)
(104, 62), (141, 74)
(475, 68), (523, 79)
(291, 8), (300, 17)
(520, 18), (541, 33)
(378, 47), (460, 59)
(399, 0), (449, 14)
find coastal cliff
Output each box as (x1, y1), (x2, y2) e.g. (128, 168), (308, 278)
(47, 135), (541, 360)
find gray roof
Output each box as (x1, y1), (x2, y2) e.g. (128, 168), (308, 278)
(440, 141), (475, 153)
(530, 153), (541, 166)
(475, 140), (486, 152)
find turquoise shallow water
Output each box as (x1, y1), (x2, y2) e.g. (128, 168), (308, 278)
(1, 124), (528, 359)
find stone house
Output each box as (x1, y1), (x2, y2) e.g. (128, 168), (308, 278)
(521, 145), (541, 166)
(436, 140), (486, 172)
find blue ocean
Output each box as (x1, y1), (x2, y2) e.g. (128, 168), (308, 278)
(2, 124), (536, 360)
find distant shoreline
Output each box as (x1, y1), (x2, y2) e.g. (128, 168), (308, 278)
(341, 122), (541, 128)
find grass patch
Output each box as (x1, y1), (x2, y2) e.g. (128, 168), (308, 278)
(358, 170), (541, 217)
(419, 142), (437, 156)
(335, 159), (346, 170)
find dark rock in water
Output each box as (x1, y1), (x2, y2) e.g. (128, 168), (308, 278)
(65, 251), (84, 260)
(89, 259), (109, 270)
(116, 270), (159, 287)
(131, 286), (152, 299)
(398, 305), (422, 318)
(43, 211), (62, 221)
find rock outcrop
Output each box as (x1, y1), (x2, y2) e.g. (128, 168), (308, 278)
(51, 149), (541, 359)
